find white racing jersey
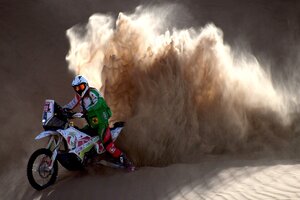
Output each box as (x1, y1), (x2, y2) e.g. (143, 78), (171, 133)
(63, 88), (103, 112)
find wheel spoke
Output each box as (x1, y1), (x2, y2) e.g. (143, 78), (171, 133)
(27, 148), (58, 190)
(32, 154), (53, 186)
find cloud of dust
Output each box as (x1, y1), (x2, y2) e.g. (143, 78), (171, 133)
(65, 5), (299, 166)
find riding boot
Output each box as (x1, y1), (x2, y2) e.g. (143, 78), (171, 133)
(119, 153), (135, 171)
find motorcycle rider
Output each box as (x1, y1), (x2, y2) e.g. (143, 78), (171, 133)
(63, 75), (133, 170)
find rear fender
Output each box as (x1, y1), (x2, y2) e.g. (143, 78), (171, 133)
(111, 127), (123, 141)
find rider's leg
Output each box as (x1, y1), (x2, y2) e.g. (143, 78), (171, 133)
(102, 128), (122, 158)
(102, 128), (133, 169)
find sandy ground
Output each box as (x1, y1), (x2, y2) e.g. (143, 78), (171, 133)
(20, 157), (299, 200)
(1, 0), (300, 199)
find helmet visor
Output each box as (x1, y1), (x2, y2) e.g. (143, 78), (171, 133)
(73, 83), (86, 94)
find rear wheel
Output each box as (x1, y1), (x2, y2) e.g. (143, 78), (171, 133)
(27, 148), (58, 190)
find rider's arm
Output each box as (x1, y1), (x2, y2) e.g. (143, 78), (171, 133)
(63, 94), (80, 110)
(89, 89), (101, 106)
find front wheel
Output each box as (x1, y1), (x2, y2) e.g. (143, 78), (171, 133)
(27, 148), (58, 190)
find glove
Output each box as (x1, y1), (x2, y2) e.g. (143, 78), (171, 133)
(62, 107), (71, 113)
(62, 107), (74, 118)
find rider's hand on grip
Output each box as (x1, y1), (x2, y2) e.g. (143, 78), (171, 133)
(62, 108), (75, 118)
(62, 107), (71, 113)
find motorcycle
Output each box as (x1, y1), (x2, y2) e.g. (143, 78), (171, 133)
(27, 99), (132, 190)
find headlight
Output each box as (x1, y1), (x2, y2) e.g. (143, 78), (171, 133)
(42, 119), (46, 123)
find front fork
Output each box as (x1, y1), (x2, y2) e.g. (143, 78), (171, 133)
(46, 136), (62, 170)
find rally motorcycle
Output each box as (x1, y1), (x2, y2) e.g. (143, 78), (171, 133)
(27, 99), (130, 190)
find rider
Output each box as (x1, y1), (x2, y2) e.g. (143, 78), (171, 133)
(63, 75), (133, 169)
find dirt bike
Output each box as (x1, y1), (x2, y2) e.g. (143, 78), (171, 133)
(27, 99), (133, 190)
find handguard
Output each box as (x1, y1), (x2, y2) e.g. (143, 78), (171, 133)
(72, 112), (84, 118)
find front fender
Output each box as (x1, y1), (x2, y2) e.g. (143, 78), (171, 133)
(35, 130), (59, 140)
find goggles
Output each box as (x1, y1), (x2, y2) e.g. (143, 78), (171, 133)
(73, 83), (86, 92)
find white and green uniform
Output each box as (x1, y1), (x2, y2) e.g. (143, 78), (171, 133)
(64, 88), (112, 138)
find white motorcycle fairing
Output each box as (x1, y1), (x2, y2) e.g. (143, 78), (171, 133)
(35, 127), (106, 161)
(35, 126), (123, 161)
(35, 130), (59, 140)
(57, 127), (105, 160)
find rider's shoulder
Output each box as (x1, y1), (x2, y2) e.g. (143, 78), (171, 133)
(89, 87), (103, 97)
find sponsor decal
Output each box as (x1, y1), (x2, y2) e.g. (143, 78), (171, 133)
(96, 143), (105, 154)
(109, 146), (116, 153)
(67, 132), (77, 149)
(76, 145), (84, 153)
(43, 102), (50, 112)
(94, 138), (104, 154)
(77, 136), (90, 147)
(92, 117), (98, 125)
(76, 141), (91, 153)
(66, 132), (100, 155)
(92, 136), (99, 142)
(75, 136), (99, 154)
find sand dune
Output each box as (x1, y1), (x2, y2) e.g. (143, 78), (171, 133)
(21, 157), (300, 200)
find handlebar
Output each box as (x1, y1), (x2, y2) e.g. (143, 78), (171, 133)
(54, 102), (86, 120)
(61, 108), (84, 119)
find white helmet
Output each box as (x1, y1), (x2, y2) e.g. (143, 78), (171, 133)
(72, 75), (89, 97)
